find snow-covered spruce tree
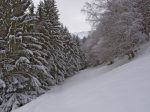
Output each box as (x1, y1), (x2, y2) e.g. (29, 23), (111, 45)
(73, 35), (87, 70)
(0, 0), (55, 112)
(59, 26), (87, 78)
(36, 0), (66, 84)
(57, 26), (75, 78)
(36, 0), (86, 83)
(0, 0), (86, 111)
(72, 35), (87, 70)
(0, 37), (6, 92)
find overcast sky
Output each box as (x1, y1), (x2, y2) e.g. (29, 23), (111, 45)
(33, 0), (92, 33)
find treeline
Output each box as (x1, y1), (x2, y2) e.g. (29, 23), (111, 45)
(0, 0), (86, 112)
(82, 0), (150, 66)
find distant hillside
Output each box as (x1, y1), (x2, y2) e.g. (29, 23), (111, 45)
(73, 31), (91, 39)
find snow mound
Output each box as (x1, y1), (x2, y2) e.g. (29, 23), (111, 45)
(12, 52), (150, 112)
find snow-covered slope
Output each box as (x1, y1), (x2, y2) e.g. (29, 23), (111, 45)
(12, 53), (150, 112)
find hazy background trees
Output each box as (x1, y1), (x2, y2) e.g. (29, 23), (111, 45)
(82, 0), (150, 66)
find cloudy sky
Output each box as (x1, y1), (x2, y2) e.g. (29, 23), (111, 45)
(33, 0), (92, 33)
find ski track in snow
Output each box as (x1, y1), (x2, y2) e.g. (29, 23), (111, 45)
(12, 52), (150, 112)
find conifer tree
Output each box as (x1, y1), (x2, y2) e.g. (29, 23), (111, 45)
(36, 0), (67, 83)
(60, 26), (87, 77)
(0, 0), (86, 111)
(36, 0), (86, 82)
(0, 0), (55, 111)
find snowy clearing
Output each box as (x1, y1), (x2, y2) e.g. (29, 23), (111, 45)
(12, 53), (150, 112)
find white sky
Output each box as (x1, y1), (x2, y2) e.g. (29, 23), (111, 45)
(33, 0), (92, 33)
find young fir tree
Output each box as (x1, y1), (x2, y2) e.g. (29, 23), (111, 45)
(60, 27), (78, 77)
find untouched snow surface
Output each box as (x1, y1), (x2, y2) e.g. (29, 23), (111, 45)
(12, 54), (150, 112)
